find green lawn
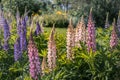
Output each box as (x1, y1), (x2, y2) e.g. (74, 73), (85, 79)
(44, 27), (67, 35)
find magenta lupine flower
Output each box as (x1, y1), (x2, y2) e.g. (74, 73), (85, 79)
(105, 13), (110, 28)
(66, 19), (75, 60)
(14, 37), (22, 61)
(86, 9), (96, 53)
(110, 19), (118, 48)
(47, 25), (56, 71)
(34, 21), (43, 36)
(28, 33), (41, 80)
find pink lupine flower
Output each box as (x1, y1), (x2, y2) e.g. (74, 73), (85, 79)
(110, 19), (118, 48)
(86, 8), (96, 53)
(75, 16), (86, 47)
(28, 33), (41, 80)
(47, 25), (56, 71)
(66, 19), (75, 60)
(41, 57), (47, 75)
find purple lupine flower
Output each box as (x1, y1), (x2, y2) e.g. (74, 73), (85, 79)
(28, 32), (41, 80)
(110, 19), (118, 48)
(1, 18), (10, 51)
(86, 8), (96, 53)
(14, 37), (22, 61)
(19, 18), (27, 51)
(0, 10), (10, 51)
(25, 15), (29, 22)
(3, 40), (9, 51)
(34, 22), (42, 36)
(3, 19), (10, 39)
(47, 25), (56, 71)
(105, 13), (110, 28)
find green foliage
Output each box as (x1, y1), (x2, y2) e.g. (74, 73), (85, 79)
(0, 16), (120, 80)
(42, 13), (68, 27)
(1, 0), (41, 15)
(53, 0), (120, 27)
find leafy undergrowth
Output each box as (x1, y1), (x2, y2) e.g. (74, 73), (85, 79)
(0, 27), (120, 80)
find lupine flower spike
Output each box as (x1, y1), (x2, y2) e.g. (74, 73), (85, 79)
(20, 18), (27, 51)
(105, 12), (110, 28)
(110, 19), (118, 48)
(2, 19), (10, 51)
(116, 11), (120, 38)
(28, 32), (41, 80)
(47, 25), (56, 71)
(66, 18), (75, 60)
(75, 15), (86, 47)
(86, 8), (96, 53)
(34, 21), (43, 36)
(41, 57), (47, 75)
(14, 37), (22, 61)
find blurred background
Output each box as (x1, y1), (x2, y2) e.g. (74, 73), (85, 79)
(0, 0), (120, 27)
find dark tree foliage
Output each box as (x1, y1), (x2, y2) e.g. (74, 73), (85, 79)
(1, 0), (41, 16)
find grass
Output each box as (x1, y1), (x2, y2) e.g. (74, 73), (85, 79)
(44, 27), (67, 35)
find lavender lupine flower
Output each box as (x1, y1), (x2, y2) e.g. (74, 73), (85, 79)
(20, 18), (27, 51)
(105, 13), (110, 28)
(66, 19), (75, 60)
(47, 25), (56, 71)
(14, 37), (22, 61)
(86, 8), (96, 53)
(28, 33), (41, 80)
(110, 19), (118, 48)
(3, 19), (10, 39)
(34, 21), (43, 36)
(2, 19), (10, 51)
(75, 16), (86, 47)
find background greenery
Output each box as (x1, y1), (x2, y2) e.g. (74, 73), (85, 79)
(1, 0), (120, 27)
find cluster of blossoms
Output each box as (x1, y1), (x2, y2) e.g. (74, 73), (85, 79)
(28, 33), (41, 80)
(86, 9), (96, 53)
(75, 16), (86, 47)
(14, 37), (22, 61)
(66, 19), (75, 60)
(47, 26), (56, 71)
(0, 10), (10, 51)
(34, 21), (43, 36)
(110, 19), (118, 48)
(20, 18), (27, 51)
